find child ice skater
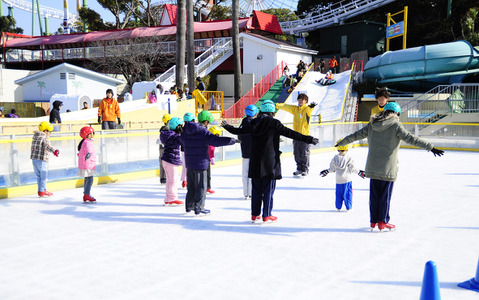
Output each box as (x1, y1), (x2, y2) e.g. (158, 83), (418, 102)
(30, 121), (60, 197)
(180, 112), (196, 188)
(337, 102), (444, 231)
(157, 113), (171, 184)
(222, 100), (319, 223)
(320, 142), (365, 211)
(180, 110), (237, 216)
(78, 126), (97, 203)
(222, 104), (258, 200)
(276, 93), (317, 176)
(160, 117), (185, 206)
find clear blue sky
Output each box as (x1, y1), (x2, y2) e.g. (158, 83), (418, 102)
(2, 0), (114, 36)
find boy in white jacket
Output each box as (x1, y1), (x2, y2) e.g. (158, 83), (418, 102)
(320, 142), (365, 211)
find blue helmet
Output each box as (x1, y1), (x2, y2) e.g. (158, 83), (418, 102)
(169, 117), (184, 130)
(260, 100), (275, 113)
(183, 112), (195, 122)
(384, 102), (401, 115)
(245, 104), (258, 117)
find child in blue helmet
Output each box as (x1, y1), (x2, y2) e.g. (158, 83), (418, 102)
(222, 104), (258, 199)
(337, 102), (444, 231)
(161, 117), (185, 206)
(180, 112), (196, 189)
(222, 100), (319, 223)
(180, 110), (237, 216)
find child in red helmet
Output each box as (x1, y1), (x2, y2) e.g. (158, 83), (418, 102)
(78, 126), (97, 203)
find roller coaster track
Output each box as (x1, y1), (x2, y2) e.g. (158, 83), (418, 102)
(280, 0), (397, 34)
(3, 0), (78, 20)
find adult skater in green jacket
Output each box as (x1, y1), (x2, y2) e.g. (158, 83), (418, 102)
(337, 102), (444, 231)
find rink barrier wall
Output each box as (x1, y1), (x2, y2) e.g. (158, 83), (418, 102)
(1, 122), (478, 199)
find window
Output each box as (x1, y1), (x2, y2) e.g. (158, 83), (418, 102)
(60, 73), (66, 80)
(68, 73), (75, 80)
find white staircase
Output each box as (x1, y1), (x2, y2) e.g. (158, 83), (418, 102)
(154, 38), (233, 84)
(280, 0), (398, 34)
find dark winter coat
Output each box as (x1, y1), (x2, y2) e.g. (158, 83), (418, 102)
(49, 101), (62, 124)
(160, 130), (183, 166)
(225, 113), (315, 180)
(180, 122), (235, 170)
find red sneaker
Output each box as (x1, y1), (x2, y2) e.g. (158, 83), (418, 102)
(43, 191), (53, 197)
(165, 200), (183, 206)
(378, 221), (395, 231)
(182, 181), (187, 188)
(38, 191), (46, 197)
(263, 216), (278, 223)
(206, 189), (215, 194)
(83, 195), (96, 203)
(251, 215), (261, 223)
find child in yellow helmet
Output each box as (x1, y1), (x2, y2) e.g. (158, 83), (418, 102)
(30, 121), (60, 197)
(320, 141), (365, 211)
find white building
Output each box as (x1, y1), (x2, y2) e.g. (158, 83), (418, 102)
(14, 63), (124, 111)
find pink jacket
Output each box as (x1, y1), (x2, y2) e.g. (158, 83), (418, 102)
(78, 139), (97, 170)
(208, 145), (215, 160)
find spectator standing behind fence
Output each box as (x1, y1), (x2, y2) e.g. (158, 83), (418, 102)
(81, 102), (89, 110)
(0, 106), (4, 118)
(371, 87), (390, 117)
(329, 56), (339, 74)
(98, 89), (121, 130)
(5, 108), (19, 118)
(49, 100), (62, 131)
(30, 121), (60, 198)
(196, 77), (206, 92)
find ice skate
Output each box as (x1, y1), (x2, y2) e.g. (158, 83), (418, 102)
(43, 191), (53, 197)
(83, 195), (96, 203)
(244, 196), (251, 200)
(184, 210), (195, 216)
(293, 170), (302, 176)
(195, 209), (211, 217)
(378, 221), (395, 231)
(301, 171), (308, 176)
(251, 215), (261, 223)
(370, 223), (377, 231)
(38, 191), (46, 197)
(263, 216), (278, 223)
(206, 189), (215, 194)
(182, 181), (187, 188)
(165, 200), (183, 206)
(160, 178), (166, 184)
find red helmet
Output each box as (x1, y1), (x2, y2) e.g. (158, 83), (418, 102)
(80, 126), (94, 139)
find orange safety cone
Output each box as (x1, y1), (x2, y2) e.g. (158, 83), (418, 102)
(420, 261), (441, 300)
(458, 257), (479, 292)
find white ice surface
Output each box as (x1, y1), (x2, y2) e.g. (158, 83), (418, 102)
(1, 148), (478, 299)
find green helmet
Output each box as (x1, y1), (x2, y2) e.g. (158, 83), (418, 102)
(198, 110), (213, 123)
(169, 117), (184, 130)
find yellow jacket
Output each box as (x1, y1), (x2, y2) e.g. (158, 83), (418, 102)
(370, 105), (385, 117)
(98, 97), (121, 121)
(276, 103), (313, 135)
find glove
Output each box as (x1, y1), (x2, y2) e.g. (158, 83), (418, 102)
(85, 153), (91, 161)
(358, 170), (366, 178)
(311, 138), (319, 145)
(221, 120), (228, 127)
(431, 148), (444, 157)
(117, 118), (121, 125)
(98, 116), (101, 124)
(320, 169), (329, 177)
(53, 150), (59, 157)
(309, 102), (317, 108)
(210, 158), (215, 165)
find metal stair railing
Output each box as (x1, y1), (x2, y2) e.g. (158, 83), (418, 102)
(280, 0), (397, 34)
(397, 84), (479, 124)
(155, 37), (232, 84)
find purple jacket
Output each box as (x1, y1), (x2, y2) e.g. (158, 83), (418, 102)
(160, 130), (183, 166)
(180, 122), (235, 170)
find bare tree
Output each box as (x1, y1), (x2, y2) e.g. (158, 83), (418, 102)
(187, 0), (195, 94)
(87, 36), (175, 91)
(176, 0), (186, 90)
(232, 0), (242, 102)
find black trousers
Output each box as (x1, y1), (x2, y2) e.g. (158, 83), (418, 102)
(293, 140), (310, 173)
(185, 169), (207, 213)
(369, 179), (395, 223)
(102, 121), (116, 130)
(251, 178), (276, 217)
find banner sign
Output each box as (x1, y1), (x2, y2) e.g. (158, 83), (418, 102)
(386, 21), (404, 38)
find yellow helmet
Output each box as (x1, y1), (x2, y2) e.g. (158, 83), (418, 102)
(208, 126), (221, 136)
(162, 114), (172, 124)
(336, 139), (349, 151)
(38, 121), (53, 132)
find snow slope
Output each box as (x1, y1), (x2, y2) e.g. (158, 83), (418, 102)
(0, 148), (478, 299)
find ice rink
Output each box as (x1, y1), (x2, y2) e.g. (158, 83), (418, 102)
(1, 147), (478, 299)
